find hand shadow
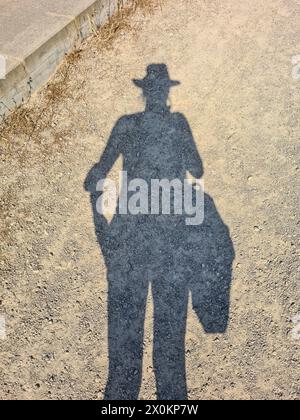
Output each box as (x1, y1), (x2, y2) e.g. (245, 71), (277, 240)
(85, 64), (235, 400)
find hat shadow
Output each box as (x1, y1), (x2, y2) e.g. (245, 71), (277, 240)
(133, 64), (180, 89)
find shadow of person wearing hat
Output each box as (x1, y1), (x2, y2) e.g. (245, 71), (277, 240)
(85, 64), (235, 400)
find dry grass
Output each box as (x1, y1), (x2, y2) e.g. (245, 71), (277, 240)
(0, 0), (162, 160)
(95, 0), (162, 48)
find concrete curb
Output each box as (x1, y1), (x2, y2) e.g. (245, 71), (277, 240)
(0, 0), (126, 121)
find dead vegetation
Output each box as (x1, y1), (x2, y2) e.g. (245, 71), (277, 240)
(0, 0), (162, 161)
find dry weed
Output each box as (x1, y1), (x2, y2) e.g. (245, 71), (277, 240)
(0, 0), (162, 160)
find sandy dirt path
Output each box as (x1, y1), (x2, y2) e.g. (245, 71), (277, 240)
(0, 0), (299, 400)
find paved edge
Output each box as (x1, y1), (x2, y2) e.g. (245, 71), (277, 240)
(0, 0), (126, 121)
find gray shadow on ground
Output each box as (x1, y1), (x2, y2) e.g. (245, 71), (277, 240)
(85, 64), (235, 400)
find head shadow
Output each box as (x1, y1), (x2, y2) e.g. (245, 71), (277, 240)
(84, 64), (235, 400)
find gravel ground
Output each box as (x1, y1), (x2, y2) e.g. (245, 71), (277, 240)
(0, 0), (299, 400)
